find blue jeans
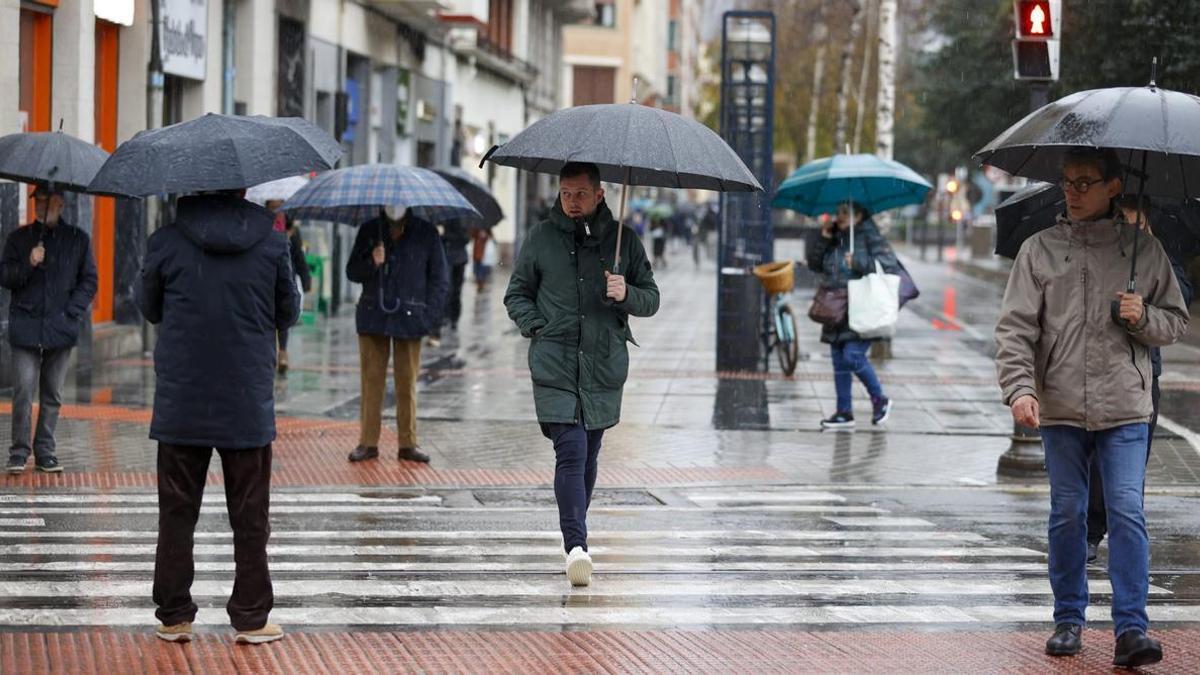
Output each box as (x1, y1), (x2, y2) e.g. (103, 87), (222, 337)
(9, 346), (72, 460)
(545, 421), (604, 553)
(830, 340), (884, 413)
(1041, 423), (1150, 636)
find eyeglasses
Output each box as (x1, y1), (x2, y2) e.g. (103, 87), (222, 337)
(1059, 177), (1107, 194)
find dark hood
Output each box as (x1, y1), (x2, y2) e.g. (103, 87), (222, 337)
(174, 194), (275, 254)
(550, 197), (616, 239)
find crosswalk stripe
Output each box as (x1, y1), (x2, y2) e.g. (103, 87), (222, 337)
(823, 517), (936, 527)
(0, 579), (1169, 598)
(683, 491), (847, 504)
(0, 529), (990, 543)
(0, 504), (890, 515)
(0, 561), (1052, 573)
(0, 543), (1046, 558)
(0, 519), (43, 527)
(0, 494), (442, 505)
(3, 604), (1199, 627)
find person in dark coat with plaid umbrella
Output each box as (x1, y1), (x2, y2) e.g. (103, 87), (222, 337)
(345, 206), (449, 465)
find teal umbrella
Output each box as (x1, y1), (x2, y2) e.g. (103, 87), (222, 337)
(647, 202), (674, 220)
(772, 153), (932, 217)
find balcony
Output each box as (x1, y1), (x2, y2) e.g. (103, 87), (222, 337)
(364, 0), (450, 32)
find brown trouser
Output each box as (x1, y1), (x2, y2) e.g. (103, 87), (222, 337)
(358, 335), (421, 448)
(153, 443), (273, 631)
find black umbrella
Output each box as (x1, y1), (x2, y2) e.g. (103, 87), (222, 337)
(974, 80), (1200, 200)
(88, 114), (342, 197)
(433, 166), (504, 228)
(995, 181), (1200, 261)
(0, 130), (110, 192)
(483, 97), (762, 272)
(994, 182), (1064, 259)
(976, 66), (1200, 298)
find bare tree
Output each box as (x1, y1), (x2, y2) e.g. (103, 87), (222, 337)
(875, 0), (897, 160)
(852, 0), (876, 154)
(834, 1), (865, 153)
(804, 1), (829, 163)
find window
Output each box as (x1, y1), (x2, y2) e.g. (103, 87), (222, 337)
(594, 1), (616, 28)
(666, 75), (677, 106)
(668, 20), (677, 52)
(485, 0), (514, 57)
(573, 65), (616, 106)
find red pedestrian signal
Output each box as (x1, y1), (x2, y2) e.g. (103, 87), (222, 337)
(1017, 0), (1053, 38)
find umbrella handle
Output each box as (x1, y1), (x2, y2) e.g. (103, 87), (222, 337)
(613, 166), (632, 275)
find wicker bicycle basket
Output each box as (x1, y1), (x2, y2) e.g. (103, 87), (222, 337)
(752, 261), (795, 295)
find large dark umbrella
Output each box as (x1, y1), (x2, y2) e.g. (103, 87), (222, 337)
(974, 82), (1200, 199)
(0, 130), (110, 192)
(433, 166), (504, 228)
(995, 181), (1200, 260)
(483, 98), (762, 272)
(88, 114), (342, 197)
(994, 182), (1064, 259)
(975, 70), (1200, 296)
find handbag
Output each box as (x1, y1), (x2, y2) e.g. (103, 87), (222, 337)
(897, 260), (920, 308)
(808, 285), (848, 326)
(848, 260), (901, 338)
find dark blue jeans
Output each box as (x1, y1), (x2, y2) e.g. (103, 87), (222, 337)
(1041, 423), (1150, 637)
(830, 340), (884, 413)
(9, 346), (72, 460)
(545, 421), (604, 553)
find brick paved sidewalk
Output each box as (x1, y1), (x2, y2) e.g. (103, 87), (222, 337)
(4, 628), (1195, 673)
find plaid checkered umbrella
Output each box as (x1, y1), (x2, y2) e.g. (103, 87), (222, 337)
(278, 164), (480, 226)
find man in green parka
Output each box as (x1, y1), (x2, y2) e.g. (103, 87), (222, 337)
(505, 162), (660, 586)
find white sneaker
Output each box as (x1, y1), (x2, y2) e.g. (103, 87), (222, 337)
(565, 546), (593, 587)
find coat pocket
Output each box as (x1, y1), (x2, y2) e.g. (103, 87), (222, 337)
(594, 329), (630, 389)
(528, 338), (573, 388)
(1036, 331), (1060, 383)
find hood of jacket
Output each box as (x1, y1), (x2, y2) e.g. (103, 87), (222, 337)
(174, 194), (275, 254)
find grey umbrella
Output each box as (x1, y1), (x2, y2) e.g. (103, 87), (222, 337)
(88, 114), (342, 197)
(973, 81), (1200, 199)
(483, 96), (762, 272)
(433, 166), (504, 228)
(0, 130), (110, 192)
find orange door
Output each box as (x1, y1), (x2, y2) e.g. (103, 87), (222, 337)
(19, 8), (53, 225)
(92, 21), (120, 323)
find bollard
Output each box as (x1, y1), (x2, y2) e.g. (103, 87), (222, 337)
(997, 421), (1046, 476)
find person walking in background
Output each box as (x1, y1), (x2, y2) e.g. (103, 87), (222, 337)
(439, 222), (471, 334)
(471, 226), (495, 293)
(137, 190), (299, 645)
(504, 162), (659, 587)
(996, 149), (1187, 667)
(1085, 195), (1195, 565)
(805, 203), (897, 430)
(650, 216), (667, 268)
(264, 200), (312, 375)
(1, 186), (98, 474)
(345, 206), (448, 465)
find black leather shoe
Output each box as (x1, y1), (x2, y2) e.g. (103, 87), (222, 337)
(1045, 623), (1082, 656)
(398, 447), (430, 463)
(1113, 630), (1162, 668)
(347, 445), (379, 462)
(1087, 540), (1100, 564)
(6, 454), (27, 474)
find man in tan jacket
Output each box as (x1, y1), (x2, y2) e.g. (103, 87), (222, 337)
(995, 148), (1188, 667)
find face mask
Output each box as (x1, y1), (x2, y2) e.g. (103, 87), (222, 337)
(384, 205), (407, 221)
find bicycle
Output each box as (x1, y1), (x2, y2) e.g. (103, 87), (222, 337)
(752, 261), (803, 376)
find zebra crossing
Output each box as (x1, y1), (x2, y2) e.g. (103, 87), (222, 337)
(0, 486), (1195, 629)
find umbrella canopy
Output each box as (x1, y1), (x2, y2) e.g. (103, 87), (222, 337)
(484, 103), (763, 192)
(245, 174), (311, 205)
(771, 153), (933, 216)
(89, 114), (342, 197)
(433, 166), (504, 228)
(994, 182), (1064, 259)
(0, 131), (110, 192)
(995, 181), (1200, 260)
(279, 164), (479, 226)
(974, 84), (1200, 198)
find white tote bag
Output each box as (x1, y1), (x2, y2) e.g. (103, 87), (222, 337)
(848, 260), (901, 338)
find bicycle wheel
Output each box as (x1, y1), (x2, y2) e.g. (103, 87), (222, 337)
(775, 304), (800, 376)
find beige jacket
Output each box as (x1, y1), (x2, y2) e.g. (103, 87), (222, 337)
(995, 215), (1189, 430)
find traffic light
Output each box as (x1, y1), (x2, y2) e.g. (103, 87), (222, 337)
(1012, 0), (1061, 81)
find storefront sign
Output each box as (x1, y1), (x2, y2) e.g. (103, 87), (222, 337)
(160, 0), (208, 81)
(94, 0), (134, 26)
